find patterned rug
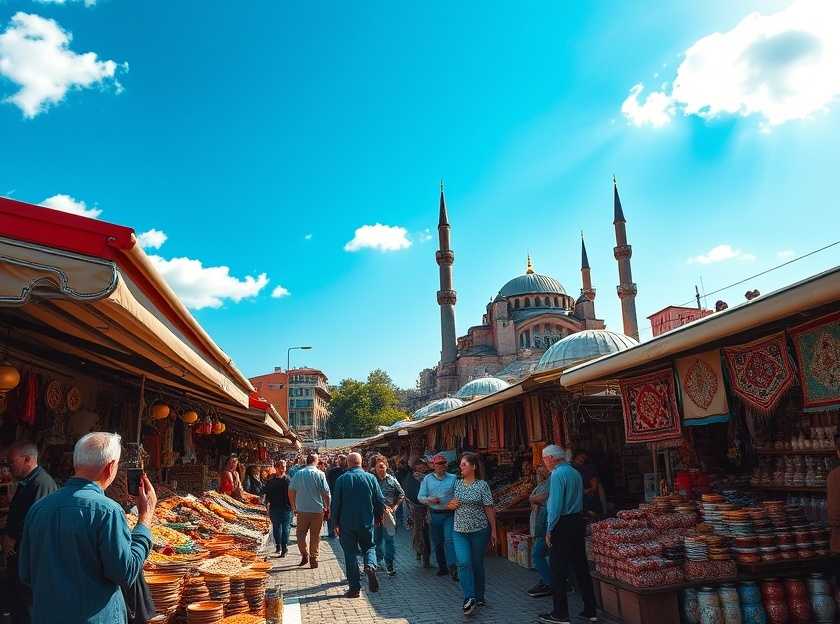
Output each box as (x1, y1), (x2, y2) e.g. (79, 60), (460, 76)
(790, 311), (840, 410)
(722, 332), (795, 414)
(620, 369), (682, 444)
(675, 350), (730, 424)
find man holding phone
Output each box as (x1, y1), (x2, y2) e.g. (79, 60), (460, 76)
(18, 432), (158, 624)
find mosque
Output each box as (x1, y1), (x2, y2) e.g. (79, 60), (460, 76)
(426, 179), (641, 402)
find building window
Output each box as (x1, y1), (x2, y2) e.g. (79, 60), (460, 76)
(514, 299), (520, 309)
(525, 297), (531, 308)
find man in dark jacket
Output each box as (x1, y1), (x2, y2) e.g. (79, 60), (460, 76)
(4, 441), (57, 624)
(325, 455), (347, 539)
(331, 452), (385, 598)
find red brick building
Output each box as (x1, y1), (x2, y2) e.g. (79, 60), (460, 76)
(647, 305), (713, 337)
(250, 368), (289, 419)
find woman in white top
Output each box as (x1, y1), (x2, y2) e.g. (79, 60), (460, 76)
(447, 452), (497, 616)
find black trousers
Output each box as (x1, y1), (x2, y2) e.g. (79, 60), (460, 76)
(549, 514), (596, 619)
(5, 555), (30, 624)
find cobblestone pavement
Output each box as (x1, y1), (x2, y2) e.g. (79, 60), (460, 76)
(268, 524), (586, 624)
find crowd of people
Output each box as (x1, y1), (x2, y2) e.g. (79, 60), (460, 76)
(254, 445), (600, 623)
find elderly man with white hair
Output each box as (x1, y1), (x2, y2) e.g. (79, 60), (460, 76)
(538, 445), (598, 624)
(18, 432), (157, 624)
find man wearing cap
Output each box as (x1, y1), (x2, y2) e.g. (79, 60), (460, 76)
(418, 453), (458, 580)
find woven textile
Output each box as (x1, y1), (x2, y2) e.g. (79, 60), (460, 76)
(722, 332), (795, 413)
(620, 369), (682, 444)
(790, 311), (840, 409)
(675, 350), (730, 423)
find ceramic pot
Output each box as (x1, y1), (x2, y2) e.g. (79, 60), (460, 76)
(763, 599), (788, 624)
(761, 580), (785, 603)
(741, 603), (767, 624)
(811, 593), (836, 624)
(784, 578), (808, 600)
(787, 595), (811, 624)
(683, 588), (700, 624)
(739, 582), (762, 605)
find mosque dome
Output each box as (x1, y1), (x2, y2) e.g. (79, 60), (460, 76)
(536, 329), (638, 371)
(498, 273), (566, 298)
(411, 397), (465, 421)
(455, 377), (510, 400)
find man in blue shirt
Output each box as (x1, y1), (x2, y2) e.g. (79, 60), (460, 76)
(289, 453), (331, 569)
(418, 453), (458, 580)
(539, 445), (597, 624)
(331, 452), (385, 598)
(19, 432), (157, 624)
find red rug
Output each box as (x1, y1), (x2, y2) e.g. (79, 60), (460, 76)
(722, 331), (795, 413)
(620, 369), (682, 444)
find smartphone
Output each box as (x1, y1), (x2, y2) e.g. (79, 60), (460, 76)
(127, 468), (143, 496)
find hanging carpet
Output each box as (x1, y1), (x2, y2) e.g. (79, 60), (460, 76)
(722, 332), (795, 414)
(789, 311), (840, 410)
(619, 368), (682, 444)
(675, 349), (730, 425)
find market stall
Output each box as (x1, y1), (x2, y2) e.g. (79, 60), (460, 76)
(560, 267), (840, 624)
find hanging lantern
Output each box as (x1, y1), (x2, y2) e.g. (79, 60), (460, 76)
(217, 422), (225, 433)
(0, 364), (20, 394)
(211, 420), (224, 435)
(150, 403), (170, 420)
(181, 410), (199, 424)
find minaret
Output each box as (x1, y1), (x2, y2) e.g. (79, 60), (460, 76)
(613, 177), (639, 340)
(580, 232), (595, 302)
(436, 181), (458, 366)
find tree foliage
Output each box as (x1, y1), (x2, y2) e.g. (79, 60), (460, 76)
(327, 370), (409, 438)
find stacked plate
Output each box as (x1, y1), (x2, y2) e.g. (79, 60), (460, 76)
(684, 535), (709, 561)
(238, 572), (268, 614)
(204, 576), (231, 604)
(225, 577), (249, 616)
(145, 573), (184, 614)
(721, 509), (754, 538)
(175, 575), (212, 624)
(186, 601), (224, 624)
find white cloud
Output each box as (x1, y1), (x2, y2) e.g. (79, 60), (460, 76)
(621, 1), (840, 129)
(688, 244), (756, 265)
(271, 285), (290, 298)
(777, 249), (796, 260)
(137, 228), (168, 250)
(622, 83), (675, 128)
(40, 193), (101, 218)
(304, 233), (313, 240)
(146, 255), (269, 310)
(417, 228), (433, 243)
(0, 12), (123, 118)
(344, 224), (412, 252)
(34, 0), (97, 6)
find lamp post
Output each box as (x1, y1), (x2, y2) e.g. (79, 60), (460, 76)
(287, 346), (312, 441)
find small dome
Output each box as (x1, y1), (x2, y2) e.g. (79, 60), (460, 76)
(387, 419), (412, 431)
(411, 397), (465, 421)
(498, 273), (566, 298)
(455, 377), (510, 400)
(536, 329), (638, 371)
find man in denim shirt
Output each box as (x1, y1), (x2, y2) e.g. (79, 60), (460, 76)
(19, 432), (157, 624)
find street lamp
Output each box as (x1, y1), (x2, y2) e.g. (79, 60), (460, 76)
(287, 346), (312, 441)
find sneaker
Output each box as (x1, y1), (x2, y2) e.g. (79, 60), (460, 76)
(344, 589), (360, 598)
(310, 559), (319, 569)
(463, 598), (477, 615)
(280, 548), (288, 558)
(297, 555), (309, 567)
(528, 583), (553, 598)
(537, 614), (570, 624)
(364, 566), (379, 593)
(386, 564), (396, 576)
(578, 612), (598, 622)
(477, 599), (486, 607)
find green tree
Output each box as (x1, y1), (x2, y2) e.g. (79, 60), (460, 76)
(326, 370), (410, 437)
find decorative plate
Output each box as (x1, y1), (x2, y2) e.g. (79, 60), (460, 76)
(66, 386), (82, 412)
(45, 380), (64, 411)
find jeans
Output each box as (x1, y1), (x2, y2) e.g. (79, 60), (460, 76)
(428, 511), (455, 572)
(374, 526), (395, 566)
(269, 507), (292, 550)
(453, 527), (490, 601)
(549, 514), (596, 620)
(339, 527), (377, 591)
(532, 535), (552, 586)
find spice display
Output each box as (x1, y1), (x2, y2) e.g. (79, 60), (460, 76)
(198, 555), (245, 577)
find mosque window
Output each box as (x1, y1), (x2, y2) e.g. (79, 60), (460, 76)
(525, 298), (531, 308)
(554, 296), (559, 307)
(514, 299), (520, 309)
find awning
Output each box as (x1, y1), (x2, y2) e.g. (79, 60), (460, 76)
(560, 266), (840, 387)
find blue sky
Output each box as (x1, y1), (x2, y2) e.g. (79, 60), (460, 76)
(1, 0), (838, 388)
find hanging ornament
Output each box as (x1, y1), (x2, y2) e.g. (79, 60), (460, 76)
(211, 420), (224, 435)
(0, 363), (20, 394)
(151, 403), (171, 420)
(180, 410), (199, 424)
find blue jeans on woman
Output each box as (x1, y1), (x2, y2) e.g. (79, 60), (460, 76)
(532, 536), (552, 586)
(374, 526), (395, 567)
(453, 526), (490, 601)
(269, 507), (292, 551)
